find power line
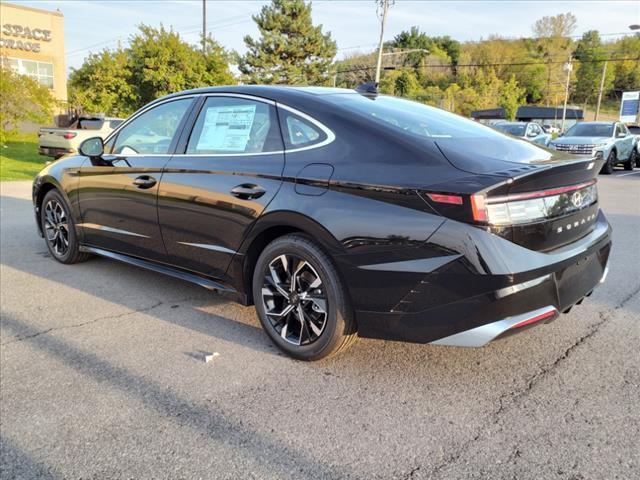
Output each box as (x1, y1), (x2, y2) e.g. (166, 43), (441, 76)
(336, 56), (640, 75)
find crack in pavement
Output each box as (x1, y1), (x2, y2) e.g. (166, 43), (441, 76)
(424, 283), (640, 478)
(0, 300), (164, 346)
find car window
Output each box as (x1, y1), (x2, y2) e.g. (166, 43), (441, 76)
(326, 94), (512, 141)
(108, 120), (123, 129)
(186, 97), (282, 154)
(113, 99), (191, 155)
(78, 119), (103, 130)
(494, 124), (526, 136)
(614, 124), (622, 137)
(564, 123), (615, 137)
(628, 126), (640, 135)
(282, 114), (325, 148)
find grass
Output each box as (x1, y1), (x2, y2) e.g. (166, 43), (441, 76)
(0, 133), (46, 182)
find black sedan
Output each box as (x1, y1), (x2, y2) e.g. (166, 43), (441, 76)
(33, 86), (612, 360)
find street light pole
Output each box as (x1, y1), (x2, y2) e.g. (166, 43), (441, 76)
(374, 0), (393, 84)
(561, 56), (573, 133)
(594, 60), (608, 121)
(202, 0), (207, 55)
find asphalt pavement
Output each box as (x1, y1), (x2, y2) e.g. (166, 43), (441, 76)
(1, 170), (639, 480)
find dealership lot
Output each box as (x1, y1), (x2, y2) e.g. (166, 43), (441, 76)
(1, 172), (638, 479)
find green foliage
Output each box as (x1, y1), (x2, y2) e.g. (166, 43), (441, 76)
(68, 48), (135, 117)
(572, 31), (612, 104)
(498, 75), (526, 120)
(239, 0), (337, 85)
(334, 51), (376, 88)
(69, 24), (234, 116)
(0, 67), (56, 142)
(610, 36), (640, 93)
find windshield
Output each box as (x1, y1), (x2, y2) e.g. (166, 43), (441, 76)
(325, 94), (507, 140)
(564, 123), (613, 137)
(494, 124), (526, 136)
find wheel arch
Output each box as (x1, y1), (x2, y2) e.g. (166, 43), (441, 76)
(233, 211), (346, 306)
(34, 178), (67, 236)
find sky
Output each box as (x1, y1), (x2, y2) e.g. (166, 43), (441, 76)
(12, 0), (640, 73)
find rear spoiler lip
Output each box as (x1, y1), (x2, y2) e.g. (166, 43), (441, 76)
(474, 157), (601, 197)
(485, 179), (597, 204)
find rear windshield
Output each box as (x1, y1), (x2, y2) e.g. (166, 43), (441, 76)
(324, 94), (507, 140)
(564, 123), (613, 137)
(494, 124), (526, 136)
(78, 119), (104, 130)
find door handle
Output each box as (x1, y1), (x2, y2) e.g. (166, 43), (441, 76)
(230, 184), (266, 200)
(133, 175), (157, 189)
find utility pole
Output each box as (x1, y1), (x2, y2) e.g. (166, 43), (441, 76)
(594, 60), (608, 121)
(561, 56), (572, 133)
(374, 0), (393, 84)
(202, 0), (207, 55)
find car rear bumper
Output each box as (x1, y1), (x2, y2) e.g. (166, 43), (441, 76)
(39, 147), (75, 157)
(354, 211), (612, 345)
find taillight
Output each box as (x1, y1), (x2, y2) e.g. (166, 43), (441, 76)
(427, 193), (463, 205)
(472, 180), (597, 225)
(63, 132), (77, 140)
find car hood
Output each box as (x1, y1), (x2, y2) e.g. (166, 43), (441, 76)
(552, 136), (610, 145)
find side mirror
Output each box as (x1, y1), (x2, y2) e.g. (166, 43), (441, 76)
(79, 137), (104, 158)
(617, 132), (626, 138)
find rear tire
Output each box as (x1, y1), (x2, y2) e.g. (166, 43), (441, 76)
(600, 150), (616, 175)
(40, 189), (91, 264)
(252, 234), (356, 361)
(625, 149), (636, 171)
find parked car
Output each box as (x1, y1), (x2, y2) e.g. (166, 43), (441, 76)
(32, 86), (611, 360)
(542, 124), (560, 134)
(627, 124), (640, 168)
(493, 121), (551, 146)
(38, 116), (124, 158)
(549, 121), (637, 173)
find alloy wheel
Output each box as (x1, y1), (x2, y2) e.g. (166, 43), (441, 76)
(261, 254), (328, 346)
(44, 200), (70, 256)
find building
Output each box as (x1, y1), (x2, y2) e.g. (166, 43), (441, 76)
(471, 106), (584, 129)
(0, 2), (66, 103)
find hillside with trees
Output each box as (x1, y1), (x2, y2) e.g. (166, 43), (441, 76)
(61, 2), (638, 120)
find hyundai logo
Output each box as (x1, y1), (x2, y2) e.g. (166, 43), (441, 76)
(571, 191), (584, 208)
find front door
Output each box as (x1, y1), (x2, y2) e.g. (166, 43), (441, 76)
(157, 95), (285, 279)
(78, 97), (194, 260)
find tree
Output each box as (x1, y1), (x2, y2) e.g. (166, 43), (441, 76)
(334, 50), (377, 88)
(239, 0), (337, 85)
(572, 30), (612, 104)
(128, 25), (234, 106)
(498, 75), (526, 120)
(68, 48), (136, 117)
(610, 35), (640, 94)
(1, 67), (56, 142)
(69, 24), (234, 116)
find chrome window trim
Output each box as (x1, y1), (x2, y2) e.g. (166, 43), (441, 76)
(102, 92), (336, 159)
(103, 94), (198, 145)
(277, 103), (336, 153)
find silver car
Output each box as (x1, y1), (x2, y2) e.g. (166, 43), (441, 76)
(493, 121), (551, 146)
(549, 121), (637, 174)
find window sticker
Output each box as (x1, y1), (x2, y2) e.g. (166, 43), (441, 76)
(196, 104), (257, 152)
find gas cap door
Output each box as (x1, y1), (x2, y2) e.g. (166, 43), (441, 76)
(295, 163), (334, 196)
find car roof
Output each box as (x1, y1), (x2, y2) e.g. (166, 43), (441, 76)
(155, 85), (359, 105)
(576, 121), (616, 125)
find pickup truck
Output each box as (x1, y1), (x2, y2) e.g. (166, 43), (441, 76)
(38, 117), (123, 158)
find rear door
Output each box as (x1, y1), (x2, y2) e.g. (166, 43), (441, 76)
(157, 94), (285, 279)
(78, 97), (195, 260)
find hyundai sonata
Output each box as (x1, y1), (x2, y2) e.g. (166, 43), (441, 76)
(33, 85), (612, 360)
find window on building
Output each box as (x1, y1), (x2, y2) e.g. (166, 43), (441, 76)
(3, 57), (54, 89)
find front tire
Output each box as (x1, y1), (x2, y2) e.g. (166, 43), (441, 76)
(252, 234), (356, 360)
(600, 150), (616, 175)
(40, 189), (91, 264)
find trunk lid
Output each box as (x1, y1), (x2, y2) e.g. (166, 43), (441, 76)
(432, 137), (604, 252)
